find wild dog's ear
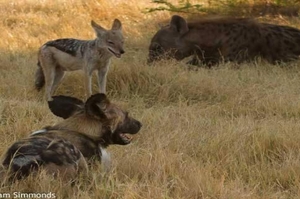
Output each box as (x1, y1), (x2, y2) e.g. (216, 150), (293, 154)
(111, 19), (122, 31)
(48, 96), (84, 119)
(170, 15), (189, 35)
(91, 20), (107, 37)
(85, 93), (110, 119)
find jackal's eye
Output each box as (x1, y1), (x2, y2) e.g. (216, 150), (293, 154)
(108, 40), (114, 45)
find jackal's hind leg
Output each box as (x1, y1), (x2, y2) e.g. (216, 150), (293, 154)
(43, 67), (56, 101)
(38, 49), (57, 101)
(51, 68), (65, 97)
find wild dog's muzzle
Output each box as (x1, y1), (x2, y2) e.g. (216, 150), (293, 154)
(112, 119), (142, 145)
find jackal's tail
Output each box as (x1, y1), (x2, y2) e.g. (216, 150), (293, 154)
(35, 61), (45, 91)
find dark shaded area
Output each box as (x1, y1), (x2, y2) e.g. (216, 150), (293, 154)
(147, 1), (300, 18)
(224, 2), (300, 17)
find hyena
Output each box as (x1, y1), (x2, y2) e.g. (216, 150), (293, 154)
(1, 93), (142, 181)
(148, 15), (300, 66)
(35, 19), (125, 101)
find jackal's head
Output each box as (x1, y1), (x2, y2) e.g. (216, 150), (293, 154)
(48, 94), (142, 146)
(91, 19), (125, 58)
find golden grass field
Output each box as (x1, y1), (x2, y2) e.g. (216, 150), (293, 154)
(1, 0), (300, 198)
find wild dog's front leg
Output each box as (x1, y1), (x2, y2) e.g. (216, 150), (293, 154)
(97, 64), (109, 94)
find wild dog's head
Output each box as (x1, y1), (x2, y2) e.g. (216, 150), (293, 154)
(148, 15), (190, 63)
(91, 19), (125, 58)
(48, 94), (142, 146)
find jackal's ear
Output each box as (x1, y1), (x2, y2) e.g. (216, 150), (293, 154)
(91, 20), (107, 37)
(170, 15), (189, 35)
(111, 19), (122, 31)
(48, 96), (84, 119)
(85, 93), (110, 119)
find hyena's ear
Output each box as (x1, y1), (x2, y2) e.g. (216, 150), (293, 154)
(85, 93), (110, 119)
(158, 23), (166, 29)
(111, 19), (122, 31)
(91, 20), (107, 37)
(170, 15), (189, 35)
(48, 96), (84, 119)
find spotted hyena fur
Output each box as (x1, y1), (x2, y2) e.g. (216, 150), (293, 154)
(148, 15), (300, 66)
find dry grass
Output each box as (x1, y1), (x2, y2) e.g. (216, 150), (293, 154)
(1, 0), (300, 198)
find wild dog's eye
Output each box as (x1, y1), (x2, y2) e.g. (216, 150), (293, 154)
(108, 40), (114, 45)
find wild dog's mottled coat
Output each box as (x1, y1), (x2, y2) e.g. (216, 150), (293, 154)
(2, 137), (87, 180)
(1, 94), (142, 181)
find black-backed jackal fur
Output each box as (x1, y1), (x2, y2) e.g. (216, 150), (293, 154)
(1, 94), (141, 182)
(35, 19), (124, 101)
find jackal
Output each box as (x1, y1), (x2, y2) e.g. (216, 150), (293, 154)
(35, 19), (125, 101)
(1, 93), (142, 181)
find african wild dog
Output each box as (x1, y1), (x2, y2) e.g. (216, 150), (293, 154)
(35, 19), (125, 101)
(148, 15), (300, 66)
(1, 93), (142, 181)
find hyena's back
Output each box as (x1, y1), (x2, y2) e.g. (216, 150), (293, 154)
(260, 24), (300, 63)
(2, 136), (87, 180)
(193, 20), (300, 63)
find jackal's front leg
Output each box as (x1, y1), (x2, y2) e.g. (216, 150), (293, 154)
(84, 69), (93, 99)
(97, 66), (109, 94)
